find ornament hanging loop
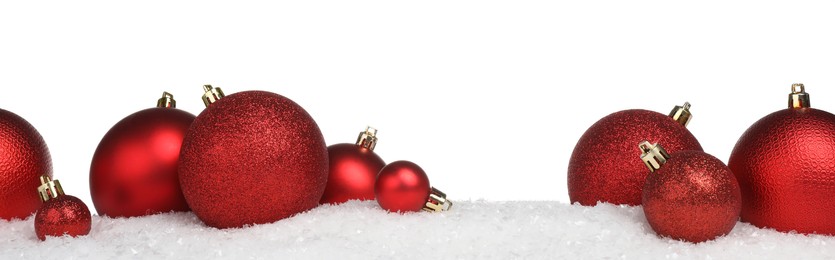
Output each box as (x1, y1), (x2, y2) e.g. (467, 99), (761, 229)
(356, 126), (378, 151)
(202, 85), (225, 107)
(668, 102), (693, 127)
(423, 187), (452, 212)
(639, 141), (670, 172)
(37, 175), (64, 202)
(157, 91), (176, 108)
(789, 83), (810, 109)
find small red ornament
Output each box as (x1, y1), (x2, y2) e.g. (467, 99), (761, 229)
(639, 142), (741, 243)
(90, 92), (195, 217)
(34, 176), (91, 241)
(321, 127), (386, 204)
(0, 108), (52, 220)
(729, 84), (835, 234)
(179, 85), (328, 228)
(568, 103), (703, 206)
(375, 160), (451, 213)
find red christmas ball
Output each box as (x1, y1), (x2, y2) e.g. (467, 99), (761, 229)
(568, 103), (703, 206)
(34, 177), (91, 241)
(0, 109), (52, 220)
(640, 142), (741, 243)
(179, 86), (328, 228)
(375, 161), (431, 212)
(320, 127), (385, 204)
(729, 84), (835, 234)
(90, 92), (195, 217)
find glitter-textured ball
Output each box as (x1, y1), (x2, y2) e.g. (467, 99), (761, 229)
(568, 104), (702, 206)
(642, 145), (741, 243)
(35, 195), (92, 241)
(178, 87), (328, 229)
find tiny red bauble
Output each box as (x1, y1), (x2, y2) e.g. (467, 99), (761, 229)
(0, 108), (52, 220)
(90, 92), (195, 217)
(568, 103), (703, 206)
(178, 85), (328, 228)
(375, 160), (451, 213)
(729, 84), (835, 234)
(640, 142), (741, 243)
(34, 176), (92, 241)
(320, 127), (386, 204)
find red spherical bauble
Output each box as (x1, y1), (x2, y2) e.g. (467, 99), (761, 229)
(34, 176), (92, 241)
(375, 160), (451, 213)
(568, 103), (703, 206)
(320, 127), (386, 204)
(729, 84), (835, 234)
(90, 92), (195, 218)
(178, 85), (328, 229)
(640, 142), (741, 243)
(0, 108), (52, 220)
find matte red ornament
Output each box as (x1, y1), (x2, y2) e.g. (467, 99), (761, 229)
(640, 142), (741, 243)
(375, 160), (451, 213)
(90, 92), (195, 217)
(34, 176), (91, 241)
(729, 84), (835, 234)
(0, 108), (52, 220)
(320, 127), (386, 204)
(568, 103), (703, 206)
(178, 85), (328, 229)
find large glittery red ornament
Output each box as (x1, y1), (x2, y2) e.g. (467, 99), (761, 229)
(0, 108), (52, 220)
(729, 84), (835, 234)
(178, 85), (328, 229)
(34, 176), (91, 241)
(640, 142), (741, 243)
(375, 160), (452, 213)
(568, 103), (703, 206)
(90, 92), (195, 218)
(321, 127), (385, 204)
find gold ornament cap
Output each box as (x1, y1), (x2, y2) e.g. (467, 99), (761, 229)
(639, 141), (670, 172)
(157, 91), (176, 108)
(202, 85), (225, 107)
(37, 176), (64, 202)
(423, 187), (452, 213)
(789, 83), (810, 109)
(668, 102), (692, 127)
(356, 126), (378, 151)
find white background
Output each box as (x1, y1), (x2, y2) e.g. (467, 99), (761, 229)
(2, 1), (835, 208)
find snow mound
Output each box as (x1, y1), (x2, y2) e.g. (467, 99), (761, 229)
(2, 201), (834, 259)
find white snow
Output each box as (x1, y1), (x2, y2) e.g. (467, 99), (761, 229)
(2, 201), (834, 259)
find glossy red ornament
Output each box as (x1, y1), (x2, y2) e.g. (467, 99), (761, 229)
(34, 176), (91, 241)
(729, 84), (835, 234)
(0, 108), (52, 220)
(178, 85), (328, 229)
(375, 160), (452, 213)
(321, 127), (385, 204)
(640, 142), (741, 243)
(568, 103), (703, 206)
(90, 92), (195, 217)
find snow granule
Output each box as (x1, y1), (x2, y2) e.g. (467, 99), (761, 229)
(2, 201), (834, 259)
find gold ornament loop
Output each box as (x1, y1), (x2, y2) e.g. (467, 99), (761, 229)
(423, 187), (452, 213)
(639, 141), (670, 172)
(356, 126), (379, 151)
(37, 175), (64, 202)
(789, 83), (810, 109)
(202, 85), (225, 107)
(157, 91), (176, 108)
(668, 102), (692, 127)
